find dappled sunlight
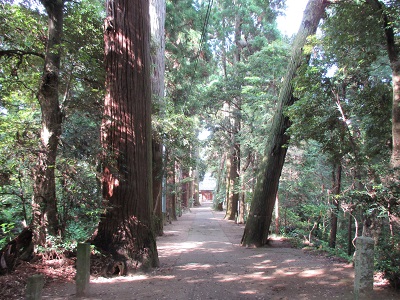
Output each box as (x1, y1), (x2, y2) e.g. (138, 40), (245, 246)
(177, 263), (213, 271)
(299, 269), (327, 278)
(162, 230), (180, 235)
(252, 264), (277, 270)
(92, 274), (148, 282)
(212, 273), (241, 282)
(239, 289), (258, 295)
(159, 241), (202, 250)
(44, 204), (398, 300)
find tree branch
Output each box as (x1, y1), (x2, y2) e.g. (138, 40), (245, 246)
(0, 49), (45, 60)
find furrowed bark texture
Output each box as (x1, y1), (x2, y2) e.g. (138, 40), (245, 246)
(32, 0), (64, 245)
(150, 0), (166, 235)
(93, 0), (159, 271)
(225, 131), (240, 220)
(152, 140), (163, 235)
(241, 0), (328, 247)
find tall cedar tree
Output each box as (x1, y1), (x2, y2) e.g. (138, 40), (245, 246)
(92, 0), (159, 271)
(224, 13), (242, 221)
(32, 0), (64, 245)
(150, 0), (166, 236)
(241, 0), (329, 247)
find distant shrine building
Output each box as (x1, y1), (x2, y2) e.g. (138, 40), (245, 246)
(199, 173), (216, 203)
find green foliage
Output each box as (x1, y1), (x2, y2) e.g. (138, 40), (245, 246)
(316, 240), (353, 262)
(375, 235), (400, 288)
(0, 0), (105, 247)
(0, 0), (398, 289)
(0, 222), (16, 248)
(278, 1), (400, 286)
(36, 235), (78, 259)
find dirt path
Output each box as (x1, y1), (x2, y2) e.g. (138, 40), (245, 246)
(43, 202), (399, 300)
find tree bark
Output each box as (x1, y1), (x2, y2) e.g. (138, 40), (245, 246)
(181, 168), (190, 208)
(193, 146), (201, 206)
(152, 140), (163, 235)
(241, 0), (329, 247)
(150, 0), (166, 235)
(214, 153), (226, 211)
(92, 0), (159, 271)
(225, 13), (242, 220)
(165, 152), (177, 221)
(329, 164), (342, 248)
(31, 0), (64, 245)
(225, 139), (240, 220)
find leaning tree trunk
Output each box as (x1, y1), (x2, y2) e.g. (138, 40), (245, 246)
(31, 0), (64, 246)
(241, 0), (329, 247)
(92, 0), (159, 272)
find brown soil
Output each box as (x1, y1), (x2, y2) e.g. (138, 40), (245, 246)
(1, 202), (399, 300)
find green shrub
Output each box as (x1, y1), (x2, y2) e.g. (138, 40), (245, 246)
(375, 236), (400, 289)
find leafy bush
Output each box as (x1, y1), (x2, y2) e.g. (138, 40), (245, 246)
(375, 236), (400, 289)
(0, 222), (16, 248)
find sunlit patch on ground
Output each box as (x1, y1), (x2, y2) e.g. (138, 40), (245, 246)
(239, 289), (258, 295)
(298, 269), (324, 277)
(40, 203), (398, 300)
(92, 274), (148, 282)
(177, 263), (213, 271)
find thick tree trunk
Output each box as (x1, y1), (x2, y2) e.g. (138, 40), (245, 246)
(165, 152), (177, 221)
(92, 0), (159, 271)
(31, 0), (64, 245)
(225, 14), (242, 220)
(241, 0), (328, 247)
(237, 190), (245, 224)
(391, 66), (400, 168)
(225, 142), (240, 220)
(181, 168), (190, 208)
(188, 167), (194, 206)
(225, 154), (233, 215)
(238, 153), (252, 224)
(193, 147), (201, 206)
(214, 153), (226, 211)
(150, 0), (166, 235)
(152, 140), (163, 235)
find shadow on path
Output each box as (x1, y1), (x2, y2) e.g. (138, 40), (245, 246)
(43, 202), (399, 300)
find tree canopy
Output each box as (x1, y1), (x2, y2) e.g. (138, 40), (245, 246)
(0, 0), (399, 288)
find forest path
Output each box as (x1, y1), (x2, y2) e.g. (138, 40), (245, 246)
(43, 202), (398, 300)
